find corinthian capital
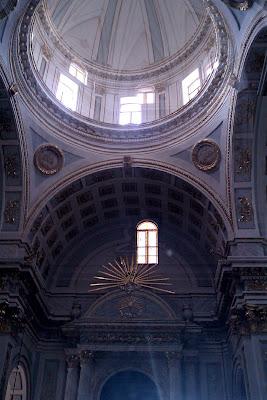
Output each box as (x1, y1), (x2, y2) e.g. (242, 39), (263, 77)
(66, 354), (79, 369)
(80, 350), (94, 365)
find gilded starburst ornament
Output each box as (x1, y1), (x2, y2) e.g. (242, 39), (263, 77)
(89, 257), (174, 294)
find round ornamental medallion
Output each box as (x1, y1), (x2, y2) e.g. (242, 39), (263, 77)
(192, 140), (221, 171)
(34, 144), (64, 175)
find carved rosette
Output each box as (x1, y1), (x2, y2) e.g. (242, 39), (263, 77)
(192, 140), (221, 171)
(34, 144), (64, 175)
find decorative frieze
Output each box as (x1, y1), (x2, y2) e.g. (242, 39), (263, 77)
(80, 331), (183, 345)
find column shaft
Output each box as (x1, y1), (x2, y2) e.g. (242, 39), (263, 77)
(64, 355), (79, 400)
(77, 351), (94, 400)
(167, 352), (183, 400)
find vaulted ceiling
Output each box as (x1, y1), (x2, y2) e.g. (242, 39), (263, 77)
(26, 167), (228, 290)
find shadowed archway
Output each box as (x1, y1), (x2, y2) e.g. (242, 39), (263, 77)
(100, 370), (160, 400)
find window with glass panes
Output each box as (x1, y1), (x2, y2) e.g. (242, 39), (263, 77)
(182, 68), (201, 104)
(56, 73), (78, 111)
(137, 221), (158, 264)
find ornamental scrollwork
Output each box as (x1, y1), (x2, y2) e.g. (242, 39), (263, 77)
(0, 301), (25, 334)
(236, 149), (251, 176)
(4, 155), (19, 177)
(228, 305), (267, 335)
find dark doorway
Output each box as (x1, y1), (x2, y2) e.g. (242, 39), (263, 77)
(100, 370), (160, 400)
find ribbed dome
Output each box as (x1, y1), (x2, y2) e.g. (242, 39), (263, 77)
(46, 0), (206, 71)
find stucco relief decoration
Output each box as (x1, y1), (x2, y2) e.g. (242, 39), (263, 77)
(118, 296), (145, 319)
(89, 257), (174, 294)
(238, 196), (253, 222)
(41, 43), (52, 60)
(34, 144), (64, 175)
(235, 98), (255, 128)
(192, 140), (221, 171)
(235, 147), (251, 178)
(4, 200), (19, 224)
(4, 155), (18, 177)
(229, 305), (267, 335)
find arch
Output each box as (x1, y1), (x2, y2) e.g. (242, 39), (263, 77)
(24, 167), (229, 288)
(136, 220), (158, 264)
(99, 370), (161, 400)
(82, 289), (177, 322)
(4, 364), (27, 400)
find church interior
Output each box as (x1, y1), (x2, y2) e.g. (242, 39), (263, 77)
(0, 0), (266, 399)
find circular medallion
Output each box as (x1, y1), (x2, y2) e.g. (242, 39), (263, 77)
(34, 144), (64, 175)
(192, 140), (221, 171)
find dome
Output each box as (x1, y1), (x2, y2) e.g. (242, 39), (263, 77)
(46, 0), (206, 72)
(24, 0), (230, 146)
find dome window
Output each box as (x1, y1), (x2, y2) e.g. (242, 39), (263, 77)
(119, 92), (155, 125)
(119, 95), (142, 125)
(56, 73), (78, 111)
(182, 68), (201, 104)
(69, 63), (87, 85)
(137, 221), (158, 264)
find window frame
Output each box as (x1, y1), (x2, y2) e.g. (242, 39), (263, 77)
(182, 68), (201, 104)
(56, 73), (79, 111)
(136, 220), (158, 265)
(69, 63), (87, 85)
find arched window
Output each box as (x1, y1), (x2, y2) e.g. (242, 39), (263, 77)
(5, 365), (27, 400)
(137, 221), (158, 264)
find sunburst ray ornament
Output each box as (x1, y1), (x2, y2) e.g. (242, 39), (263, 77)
(89, 256), (175, 294)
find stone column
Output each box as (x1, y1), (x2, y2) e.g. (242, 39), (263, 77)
(64, 355), (79, 400)
(166, 351), (183, 400)
(77, 351), (94, 400)
(185, 353), (198, 400)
